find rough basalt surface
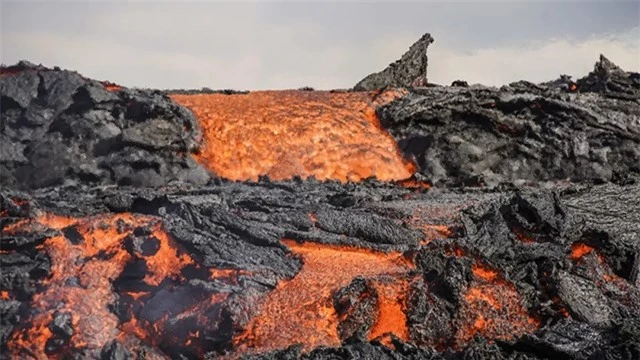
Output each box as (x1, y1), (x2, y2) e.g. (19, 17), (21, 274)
(1, 61), (210, 190)
(354, 33), (434, 91)
(2, 180), (639, 359)
(378, 55), (640, 187)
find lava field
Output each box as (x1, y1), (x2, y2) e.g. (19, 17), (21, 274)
(1, 34), (640, 360)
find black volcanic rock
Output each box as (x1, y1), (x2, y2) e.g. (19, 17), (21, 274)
(378, 57), (640, 187)
(0, 63), (211, 190)
(577, 54), (640, 100)
(2, 178), (639, 359)
(354, 33), (434, 91)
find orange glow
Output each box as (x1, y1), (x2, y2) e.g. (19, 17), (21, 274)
(1, 291), (10, 300)
(570, 243), (594, 260)
(2, 219), (30, 234)
(5, 212), (198, 358)
(368, 279), (411, 342)
(170, 89), (414, 182)
(101, 81), (122, 92)
(407, 205), (465, 245)
(471, 263), (498, 282)
(234, 239), (414, 354)
(418, 225), (453, 245)
(570, 84), (577, 91)
(455, 261), (538, 346)
(396, 178), (431, 190)
(464, 287), (500, 309)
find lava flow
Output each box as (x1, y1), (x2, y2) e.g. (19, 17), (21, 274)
(3, 212), (228, 359)
(170, 89), (414, 182)
(234, 239), (415, 354)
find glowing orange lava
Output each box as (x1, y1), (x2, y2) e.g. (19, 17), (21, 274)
(170, 89), (414, 182)
(101, 81), (122, 92)
(455, 261), (538, 346)
(234, 239), (414, 354)
(6, 212), (195, 358)
(368, 278), (412, 344)
(570, 243), (594, 260)
(471, 263), (498, 282)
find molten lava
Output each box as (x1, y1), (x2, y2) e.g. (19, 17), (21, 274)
(570, 242), (594, 260)
(368, 278), (412, 345)
(101, 81), (122, 92)
(455, 262), (538, 346)
(234, 239), (415, 354)
(170, 89), (414, 182)
(3, 212), (227, 359)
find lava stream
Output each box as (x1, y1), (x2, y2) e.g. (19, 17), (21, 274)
(170, 89), (414, 182)
(234, 239), (415, 354)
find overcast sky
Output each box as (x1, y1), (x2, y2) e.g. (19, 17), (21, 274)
(2, 1), (639, 89)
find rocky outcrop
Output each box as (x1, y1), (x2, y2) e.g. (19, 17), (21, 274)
(378, 57), (640, 187)
(354, 33), (434, 91)
(0, 63), (210, 190)
(576, 54), (640, 100)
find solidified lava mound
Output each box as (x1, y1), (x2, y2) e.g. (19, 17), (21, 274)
(2, 34), (640, 360)
(0, 61), (209, 190)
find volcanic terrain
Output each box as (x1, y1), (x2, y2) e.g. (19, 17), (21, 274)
(1, 34), (639, 360)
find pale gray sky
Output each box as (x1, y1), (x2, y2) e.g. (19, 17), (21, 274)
(2, 1), (639, 89)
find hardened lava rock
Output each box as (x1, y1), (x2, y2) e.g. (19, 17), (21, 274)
(0, 62), (210, 190)
(377, 56), (640, 187)
(354, 33), (434, 91)
(2, 178), (639, 359)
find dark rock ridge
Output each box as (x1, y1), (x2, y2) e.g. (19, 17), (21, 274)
(354, 33), (434, 91)
(1, 62), (210, 190)
(378, 56), (640, 187)
(577, 54), (640, 100)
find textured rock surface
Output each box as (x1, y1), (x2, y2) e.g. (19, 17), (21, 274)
(577, 54), (640, 100)
(0, 63), (210, 190)
(354, 33), (434, 91)
(378, 57), (640, 187)
(2, 180), (639, 359)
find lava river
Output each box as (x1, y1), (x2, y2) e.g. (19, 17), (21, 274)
(170, 89), (415, 182)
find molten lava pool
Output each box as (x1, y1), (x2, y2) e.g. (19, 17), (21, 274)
(170, 89), (414, 182)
